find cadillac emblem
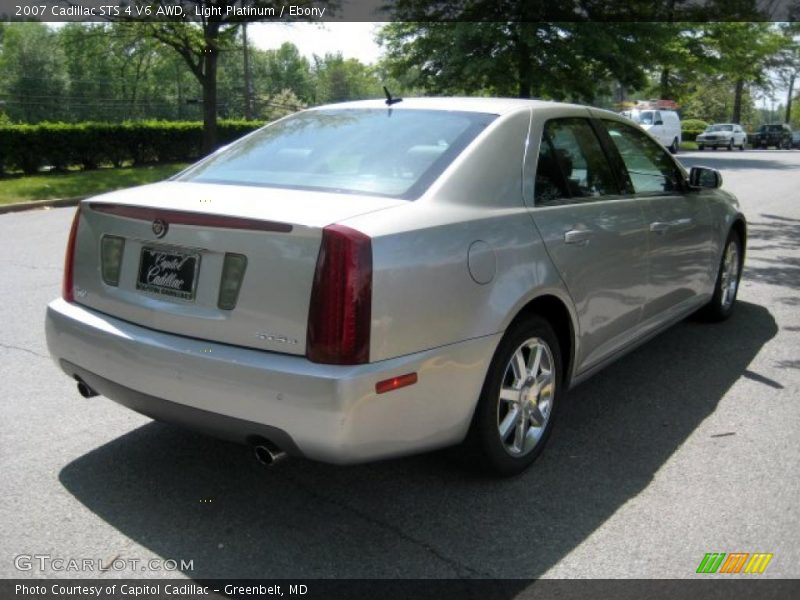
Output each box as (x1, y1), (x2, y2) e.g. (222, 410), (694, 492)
(152, 219), (168, 238)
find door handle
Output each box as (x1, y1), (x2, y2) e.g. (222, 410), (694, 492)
(564, 229), (592, 246)
(650, 218), (693, 234)
(650, 222), (671, 234)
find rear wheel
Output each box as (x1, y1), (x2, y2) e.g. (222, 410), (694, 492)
(467, 315), (562, 476)
(669, 138), (679, 154)
(699, 230), (743, 322)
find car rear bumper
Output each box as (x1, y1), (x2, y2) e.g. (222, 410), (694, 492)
(45, 299), (500, 464)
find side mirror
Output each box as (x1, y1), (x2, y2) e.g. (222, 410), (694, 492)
(689, 166), (722, 189)
(654, 119), (664, 126)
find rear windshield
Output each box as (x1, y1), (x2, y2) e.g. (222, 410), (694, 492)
(760, 125), (784, 132)
(179, 109), (496, 199)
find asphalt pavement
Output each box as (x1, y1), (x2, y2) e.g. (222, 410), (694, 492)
(1, 149), (798, 580)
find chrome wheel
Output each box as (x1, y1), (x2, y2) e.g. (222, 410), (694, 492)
(497, 338), (555, 457)
(719, 240), (740, 309)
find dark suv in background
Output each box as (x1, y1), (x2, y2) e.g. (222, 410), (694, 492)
(752, 123), (792, 149)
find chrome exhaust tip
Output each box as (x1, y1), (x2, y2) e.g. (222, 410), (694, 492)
(76, 380), (98, 399)
(253, 441), (287, 467)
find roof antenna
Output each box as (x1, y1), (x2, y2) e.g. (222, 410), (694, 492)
(383, 86), (403, 106)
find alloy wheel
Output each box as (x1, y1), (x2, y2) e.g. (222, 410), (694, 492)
(496, 338), (555, 457)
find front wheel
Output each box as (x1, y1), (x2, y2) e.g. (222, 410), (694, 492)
(699, 230), (743, 322)
(669, 138), (679, 154)
(727, 140), (734, 151)
(698, 144), (705, 151)
(467, 315), (563, 476)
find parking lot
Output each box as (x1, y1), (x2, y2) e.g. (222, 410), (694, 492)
(1, 149), (798, 579)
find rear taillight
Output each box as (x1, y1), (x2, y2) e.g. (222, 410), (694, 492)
(62, 206), (81, 302)
(306, 224), (372, 365)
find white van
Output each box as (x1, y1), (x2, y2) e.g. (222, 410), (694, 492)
(621, 108), (682, 154)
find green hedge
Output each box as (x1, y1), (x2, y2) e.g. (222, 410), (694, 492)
(0, 120), (263, 175)
(681, 118), (710, 143)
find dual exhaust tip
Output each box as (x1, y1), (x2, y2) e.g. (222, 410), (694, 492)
(75, 377), (287, 467)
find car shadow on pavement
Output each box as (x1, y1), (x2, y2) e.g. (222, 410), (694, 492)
(744, 214), (800, 290)
(59, 301), (777, 580)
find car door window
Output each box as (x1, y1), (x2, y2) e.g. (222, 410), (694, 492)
(534, 118), (620, 206)
(602, 120), (682, 194)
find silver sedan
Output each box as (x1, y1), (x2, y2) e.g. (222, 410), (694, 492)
(45, 98), (746, 475)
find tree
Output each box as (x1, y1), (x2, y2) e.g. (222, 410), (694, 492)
(312, 53), (382, 103)
(701, 23), (786, 123)
(260, 42), (314, 102)
(774, 23), (800, 124)
(379, 21), (655, 103)
(0, 22), (65, 122)
(136, 0), (333, 153)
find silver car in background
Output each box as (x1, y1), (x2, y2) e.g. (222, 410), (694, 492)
(696, 123), (748, 151)
(46, 98), (746, 475)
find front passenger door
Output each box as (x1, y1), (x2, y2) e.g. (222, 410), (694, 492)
(600, 119), (715, 323)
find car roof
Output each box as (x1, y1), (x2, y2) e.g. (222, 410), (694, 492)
(308, 97), (588, 116)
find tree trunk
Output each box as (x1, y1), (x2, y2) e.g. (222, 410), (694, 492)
(660, 67), (671, 99)
(786, 73), (795, 125)
(731, 78), (744, 124)
(201, 25), (220, 155)
(243, 23), (253, 120)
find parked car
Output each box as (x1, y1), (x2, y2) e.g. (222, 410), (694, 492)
(752, 123), (792, 149)
(792, 130), (800, 149)
(46, 98), (746, 476)
(696, 123), (747, 151)
(620, 107), (682, 154)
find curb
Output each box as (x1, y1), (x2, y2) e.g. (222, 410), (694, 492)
(0, 196), (85, 215)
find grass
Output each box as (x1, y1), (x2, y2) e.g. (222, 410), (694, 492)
(680, 141), (699, 151)
(0, 163), (188, 206)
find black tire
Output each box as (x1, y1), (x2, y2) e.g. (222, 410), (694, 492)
(465, 315), (563, 476)
(699, 230), (743, 322)
(669, 138), (679, 154)
(698, 145), (704, 151)
(739, 142), (745, 151)
(727, 140), (733, 151)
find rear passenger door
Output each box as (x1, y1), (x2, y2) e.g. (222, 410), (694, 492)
(598, 118), (714, 323)
(527, 116), (650, 373)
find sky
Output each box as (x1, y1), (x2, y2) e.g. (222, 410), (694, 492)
(247, 22), (385, 64)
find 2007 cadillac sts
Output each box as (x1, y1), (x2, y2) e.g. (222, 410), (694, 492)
(46, 98), (745, 475)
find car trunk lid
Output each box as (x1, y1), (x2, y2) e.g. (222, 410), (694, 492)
(70, 181), (403, 356)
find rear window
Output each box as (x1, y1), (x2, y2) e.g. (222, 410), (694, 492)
(179, 109), (496, 199)
(709, 125), (733, 132)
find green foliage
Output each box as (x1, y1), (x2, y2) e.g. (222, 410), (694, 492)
(681, 118), (710, 142)
(311, 52), (384, 104)
(378, 21), (655, 101)
(680, 76), (757, 128)
(0, 22), (66, 123)
(0, 163), (188, 205)
(0, 120), (261, 175)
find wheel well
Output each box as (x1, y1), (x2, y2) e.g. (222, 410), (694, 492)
(731, 217), (747, 261)
(510, 295), (575, 387)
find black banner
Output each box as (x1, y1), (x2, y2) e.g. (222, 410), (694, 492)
(3, 579), (800, 600)
(1, 0), (799, 23)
